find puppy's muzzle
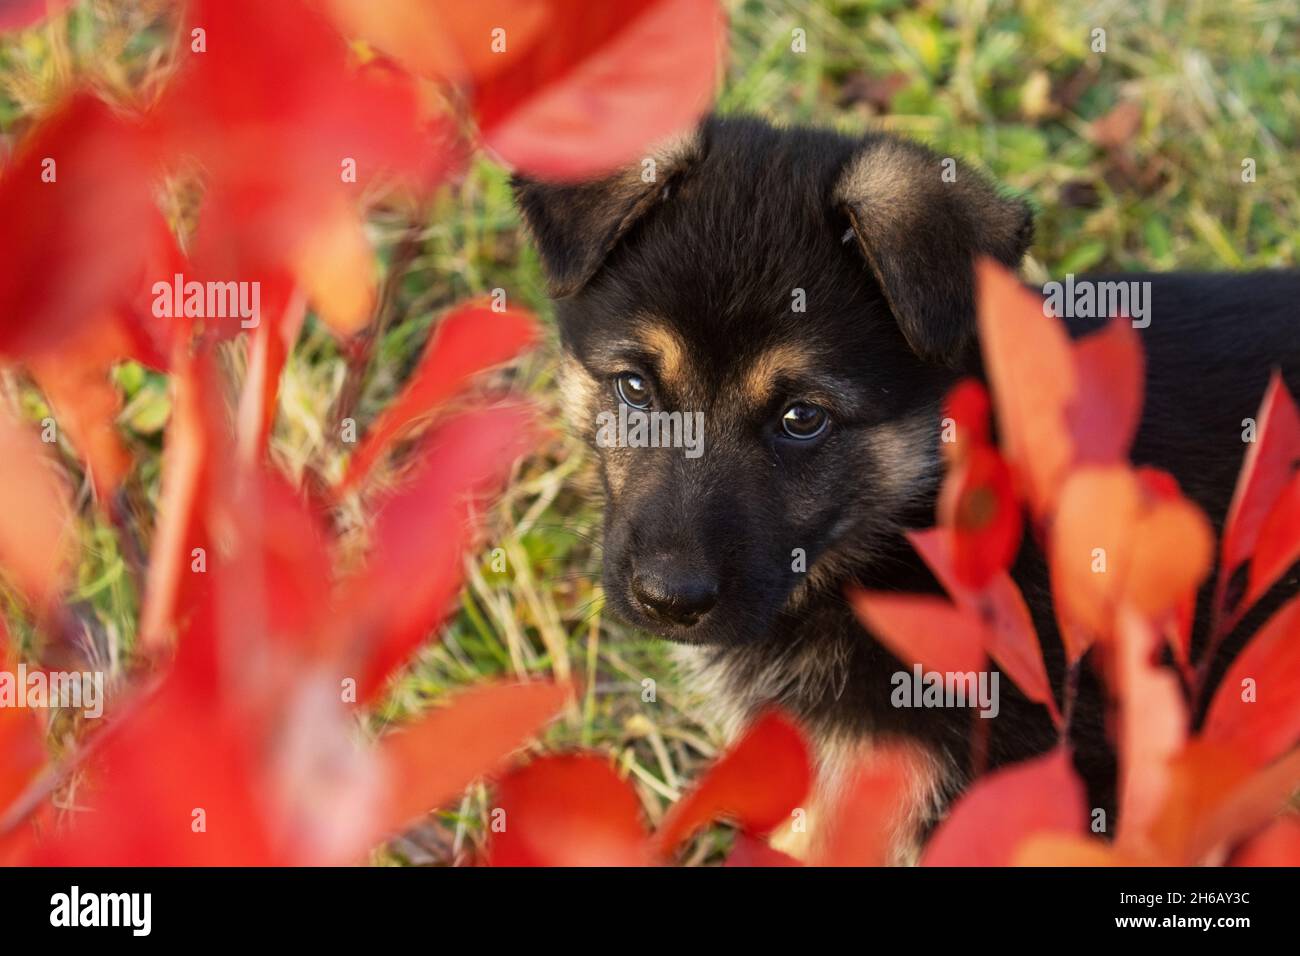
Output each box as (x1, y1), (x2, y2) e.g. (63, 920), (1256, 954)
(629, 554), (719, 628)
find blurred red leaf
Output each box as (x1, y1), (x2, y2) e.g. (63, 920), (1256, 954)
(1125, 493), (1214, 622)
(976, 262), (1147, 521)
(1202, 592), (1300, 768)
(341, 300), (538, 491)
(217, 470), (337, 653)
(907, 529), (1056, 717)
(1219, 373), (1300, 617)
(0, 92), (169, 363)
(159, 0), (437, 337)
(139, 349), (225, 650)
(320, 0), (549, 85)
(0, 0), (72, 34)
(488, 754), (652, 866)
(233, 287), (307, 465)
(815, 745), (932, 866)
(654, 711), (811, 856)
(936, 444), (1022, 589)
(1113, 611), (1188, 850)
(975, 259), (1077, 519)
(1051, 466), (1211, 647)
(0, 635), (47, 827)
(850, 591), (988, 675)
(940, 378), (991, 466)
(324, 0), (723, 181)
(1230, 814), (1300, 866)
(335, 403), (540, 702)
(1243, 473), (1300, 612)
(0, 408), (75, 608)
(474, 0), (724, 180)
(379, 680), (569, 835)
(1141, 742), (1300, 866)
(1012, 833), (1146, 866)
(1069, 317), (1143, 465)
(0, 92), (175, 496)
(34, 683), (282, 866)
(921, 748), (1086, 866)
(25, 332), (136, 499)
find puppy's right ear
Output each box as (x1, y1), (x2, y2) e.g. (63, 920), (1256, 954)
(512, 131), (702, 298)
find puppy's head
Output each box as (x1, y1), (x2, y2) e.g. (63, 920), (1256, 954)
(515, 116), (1031, 646)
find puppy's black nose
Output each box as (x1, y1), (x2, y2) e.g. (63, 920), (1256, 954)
(630, 559), (718, 627)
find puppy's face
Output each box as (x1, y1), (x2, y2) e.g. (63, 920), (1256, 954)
(516, 117), (1032, 646)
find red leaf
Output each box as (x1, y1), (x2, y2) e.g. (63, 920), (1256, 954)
(654, 711), (811, 855)
(0, 92), (169, 362)
(921, 748), (1086, 866)
(1243, 472), (1300, 612)
(379, 680), (569, 835)
(320, 0), (550, 84)
(976, 264), (1147, 521)
(1012, 833), (1145, 866)
(1202, 593), (1300, 768)
(0, 0), (72, 34)
(1141, 742), (1300, 866)
(233, 287), (307, 465)
(159, 0), (436, 336)
(975, 259), (1077, 519)
(849, 591), (989, 675)
(336, 402), (540, 701)
(34, 683), (281, 866)
(1051, 466), (1211, 648)
(815, 745), (933, 866)
(138, 347), (235, 652)
(26, 337), (134, 500)
(488, 755), (652, 866)
(907, 528), (1055, 717)
(0, 92), (176, 498)
(1068, 317), (1144, 465)
(473, 0), (724, 180)
(936, 444), (1023, 589)
(1219, 373), (1300, 614)
(342, 300), (538, 490)
(0, 635), (47, 826)
(217, 470), (336, 653)
(1113, 611), (1188, 851)
(940, 378), (990, 465)
(0, 408), (75, 608)
(1230, 815), (1300, 866)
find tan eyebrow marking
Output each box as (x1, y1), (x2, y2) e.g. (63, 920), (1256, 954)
(636, 321), (688, 388)
(739, 342), (816, 407)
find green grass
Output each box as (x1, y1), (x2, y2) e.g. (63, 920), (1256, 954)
(2, 0), (1297, 864)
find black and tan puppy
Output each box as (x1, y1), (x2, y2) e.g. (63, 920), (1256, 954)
(514, 115), (1300, 852)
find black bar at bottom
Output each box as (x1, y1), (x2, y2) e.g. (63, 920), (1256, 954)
(0, 866), (1290, 941)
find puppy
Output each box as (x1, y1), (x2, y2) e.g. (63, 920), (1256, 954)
(514, 115), (1300, 854)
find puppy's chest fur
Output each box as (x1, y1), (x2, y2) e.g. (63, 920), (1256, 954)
(671, 636), (959, 859)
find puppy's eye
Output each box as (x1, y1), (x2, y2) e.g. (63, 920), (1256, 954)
(615, 372), (653, 409)
(780, 403), (830, 440)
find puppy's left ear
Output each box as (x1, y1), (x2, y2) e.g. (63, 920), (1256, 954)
(513, 132), (703, 298)
(836, 136), (1033, 368)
